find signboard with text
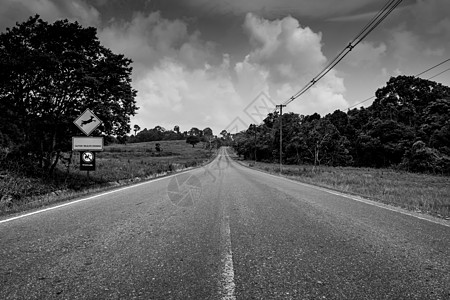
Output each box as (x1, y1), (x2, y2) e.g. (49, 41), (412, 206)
(72, 137), (104, 151)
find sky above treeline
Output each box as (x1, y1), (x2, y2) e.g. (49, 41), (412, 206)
(1, 0), (450, 135)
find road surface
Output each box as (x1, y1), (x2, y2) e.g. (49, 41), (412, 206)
(1, 147), (449, 299)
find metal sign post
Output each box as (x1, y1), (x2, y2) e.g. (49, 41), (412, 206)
(72, 109), (102, 174)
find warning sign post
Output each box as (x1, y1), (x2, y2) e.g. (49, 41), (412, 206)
(80, 151), (96, 171)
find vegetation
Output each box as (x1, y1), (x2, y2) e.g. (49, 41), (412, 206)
(233, 76), (450, 174)
(186, 135), (201, 147)
(0, 140), (213, 215)
(0, 15), (138, 175)
(241, 160), (450, 218)
(1, 16), (449, 219)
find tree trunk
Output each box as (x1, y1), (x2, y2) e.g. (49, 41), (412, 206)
(48, 151), (61, 177)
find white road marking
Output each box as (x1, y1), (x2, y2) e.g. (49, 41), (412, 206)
(220, 214), (236, 300)
(0, 168), (198, 225)
(236, 162), (450, 228)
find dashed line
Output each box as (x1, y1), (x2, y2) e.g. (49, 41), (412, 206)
(220, 214), (236, 299)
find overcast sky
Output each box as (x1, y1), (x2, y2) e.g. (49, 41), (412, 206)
(1, 0), (449, 135)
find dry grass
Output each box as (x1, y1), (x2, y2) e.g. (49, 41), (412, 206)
(244, 161), (450, 219)
(0, 140), (213, 216)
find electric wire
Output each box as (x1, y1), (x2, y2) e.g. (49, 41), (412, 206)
(346, 57), (450, 110)
(427, 67), (450, 80)
(416, 58), (450, 77)
(278, 0), (403, 108)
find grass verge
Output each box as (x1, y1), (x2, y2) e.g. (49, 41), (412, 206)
(240, 160), (450, 219)
(0, 140), (214, 216)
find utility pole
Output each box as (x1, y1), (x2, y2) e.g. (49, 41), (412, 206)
(276, 104), (286, 174)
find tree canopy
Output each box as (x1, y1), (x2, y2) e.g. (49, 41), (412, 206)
(233, 75), (450, 174)
(0, 15), (138, 174)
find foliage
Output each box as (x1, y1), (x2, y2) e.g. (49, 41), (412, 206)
(233, 75), (450, 174)
(0, 15), (138, 175)
(186, 135), (201, 147)
(1, 140), (213, 216)
(128, 126), (185, 143)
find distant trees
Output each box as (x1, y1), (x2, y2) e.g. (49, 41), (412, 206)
(233, 75), (450, 174)
(128, 125), (185, 143)
(189, 127), (201, 137)
(0, 15), (137, 175)
(133, 124), (141, 136)
(186, 136), (201, 147)
(174, 125), (180, 134)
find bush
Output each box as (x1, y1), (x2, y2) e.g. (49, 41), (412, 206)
(401, 141), (450, 174)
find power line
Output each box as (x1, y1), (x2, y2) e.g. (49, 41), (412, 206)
(280, 0), (403, 107)
(346, 57), (450, 110)
(427, 67), (450, 80)
(415, 58), (450, 77)
(347, 96), (376, 110)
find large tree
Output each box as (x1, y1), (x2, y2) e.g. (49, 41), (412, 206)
(0, 15), (138, 174)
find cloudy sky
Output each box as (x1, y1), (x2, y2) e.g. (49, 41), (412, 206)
(1, 0), (450, 135)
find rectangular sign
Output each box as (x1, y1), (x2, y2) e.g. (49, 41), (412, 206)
(72, 137), (104, 151)
(80, 151), (96, 171)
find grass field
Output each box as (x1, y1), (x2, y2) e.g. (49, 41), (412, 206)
(2, 143), (450, 219)
(238, 159), (450, 219)
(0, 140), (213, 215)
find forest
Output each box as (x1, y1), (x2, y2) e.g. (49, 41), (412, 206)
(233, 75), (450, 174)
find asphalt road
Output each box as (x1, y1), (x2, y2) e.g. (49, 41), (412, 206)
(1, 147), (449, 299)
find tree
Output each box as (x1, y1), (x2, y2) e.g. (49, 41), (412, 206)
(203, 127), (213, 137)
(189, 127), (201, 137)
(133, 124), (141, 136)
(174, 125), (180, 134)
(0, 15), (138, 174)
(186, 135), (201, 147)
(203, 127), (213, 150)
(220, 130), (228, 138)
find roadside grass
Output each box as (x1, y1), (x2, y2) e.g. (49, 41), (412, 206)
(0, 140), (213, 216)
(241, 160), (450, 219)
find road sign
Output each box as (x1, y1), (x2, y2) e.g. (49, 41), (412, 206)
(74, 109), (102, 136)
(80, 151), (95, 171)
(72, 137), (104, 151)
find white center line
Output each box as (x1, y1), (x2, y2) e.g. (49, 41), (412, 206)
(220, 214), (236, 300)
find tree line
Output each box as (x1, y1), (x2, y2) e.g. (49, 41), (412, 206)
(233, 75), (450, 174)
(125, 126), (233, 150)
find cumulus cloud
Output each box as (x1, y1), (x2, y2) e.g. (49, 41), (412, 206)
(99, 12), (216, 77)
(101, 11), (350, 133)
(98, 12), (243, 133)
(242, 13), (326, 84)
(235, 13), (348, 118)
(0, 1), (351, 132)
(131, 57), (241, 134)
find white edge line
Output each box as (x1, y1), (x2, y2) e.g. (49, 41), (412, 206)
(0, 167), (202, 225)
(237, 162), (450, 228)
